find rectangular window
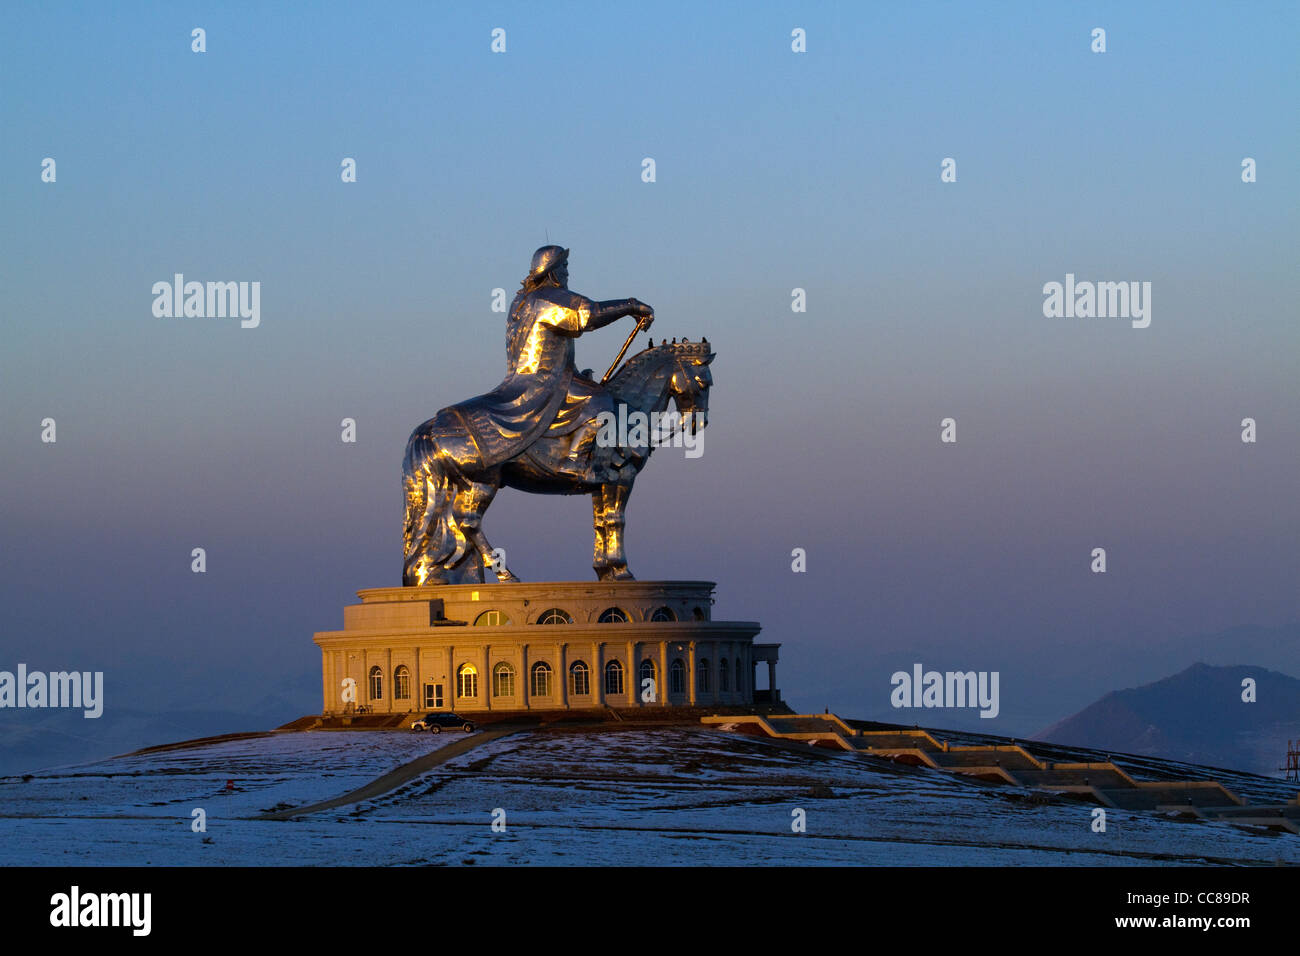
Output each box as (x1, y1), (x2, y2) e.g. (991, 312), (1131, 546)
(424, 683), (444, 708)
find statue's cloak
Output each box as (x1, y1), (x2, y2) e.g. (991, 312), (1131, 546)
(453, 286), (615, 469)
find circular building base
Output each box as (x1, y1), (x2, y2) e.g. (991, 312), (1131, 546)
(313, 581), (775, 717)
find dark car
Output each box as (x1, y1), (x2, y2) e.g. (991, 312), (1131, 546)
(410, 712), (475, 733)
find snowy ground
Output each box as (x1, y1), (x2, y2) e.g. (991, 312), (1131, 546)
(1, 726), (1296, 866)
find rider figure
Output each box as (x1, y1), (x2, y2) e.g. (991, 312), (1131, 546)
(460, 246), (653, 478)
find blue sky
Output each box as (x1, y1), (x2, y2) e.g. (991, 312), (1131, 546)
(1, 1), (1297, 737)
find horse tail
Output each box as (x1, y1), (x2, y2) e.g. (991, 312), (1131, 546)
(402, 429), (458, 586)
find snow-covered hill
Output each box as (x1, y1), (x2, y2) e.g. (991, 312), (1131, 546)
(1, 725), (1295, 866)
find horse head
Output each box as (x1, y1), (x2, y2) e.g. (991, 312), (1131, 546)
(609, 337), (715, 432)
(665, 338), (714, 433)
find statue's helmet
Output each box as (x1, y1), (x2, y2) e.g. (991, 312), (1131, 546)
(528, 244), (569, 280)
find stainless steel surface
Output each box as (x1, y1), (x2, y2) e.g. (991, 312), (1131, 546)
(402, 246), (713, 586)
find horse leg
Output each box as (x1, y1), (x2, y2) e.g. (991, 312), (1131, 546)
(404, 454), (462, 587)
(403, 411), (488, 586)
(599, 481), (635, 580)
(591, 486), (611, 579)
(452, 478), (520, 582)
(403, 468), (440, 586)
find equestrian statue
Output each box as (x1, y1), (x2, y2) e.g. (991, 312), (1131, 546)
(402, 245), (714, 586)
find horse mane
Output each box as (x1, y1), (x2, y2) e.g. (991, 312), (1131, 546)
(606, 340), (711, 412)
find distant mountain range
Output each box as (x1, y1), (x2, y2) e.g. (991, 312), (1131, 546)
(0, 701), (302, 777)
(0, 663), (319, 776)
(1036, 663), (1300, 777)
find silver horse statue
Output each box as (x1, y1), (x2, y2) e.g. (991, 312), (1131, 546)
(402, 245), (713, 586)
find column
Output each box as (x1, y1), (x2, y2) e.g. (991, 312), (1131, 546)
(687, 642), (697, 706)
(362, 649), (370, 710)
(593, 641), (604, 707)
(340, 651), (348, 713)
(728, 642), (736, 703)
(482, 644), (491, 710)
(412, 648), (421, 713)
(710, 646), (719, 707)
(521, 643), (529, 710)
(767, 659), (777, 702)
(447, 644), (455, 709)
(559, 643), (568, 707)
(626, 641), (637, 706)
(658, 641), (668, 707)
(746, 646), (753, 702)
(384, 648), (392, 713)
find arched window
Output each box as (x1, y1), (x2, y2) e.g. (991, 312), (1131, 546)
(530, 661), (552, 697)
(492, 662), (515, 697)
(597, 607), (628, 623)
(669, 659), (685, 695)
(394, 665), (411, 700)
(650, 607), (676, 622)
(639, 658), (657, 692)
(734, 658), (743, 692)
(697, 657), (710, 693)
(368, 666), (383, 700)
(457, 663), (478, 700)
(718, 657), (729, 692)
(604, 660), (624, 696)
(536, 608), (573, 625)
(692, 606), (707, 621)
(569, 661), (590, 696)
(474, 610), (512, 626)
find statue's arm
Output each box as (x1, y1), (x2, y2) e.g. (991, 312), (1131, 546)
(537, 289), (654, 336)
(587, 298), (654, 331)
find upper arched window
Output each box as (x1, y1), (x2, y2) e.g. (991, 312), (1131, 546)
(569, 660), (590, 696)
(368, 666), (383, 701)
(531, 661), (553, 697)
(650, 607), (677, 622)
(692, 606), (707, 621)
(474, 610), (512, 626)
(536, 608), (573, 625)
(394, 665), (411, 700)
(457, 663), (478, 699)
(597, 607), (628, 623)
(492, 662), (515, 697)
